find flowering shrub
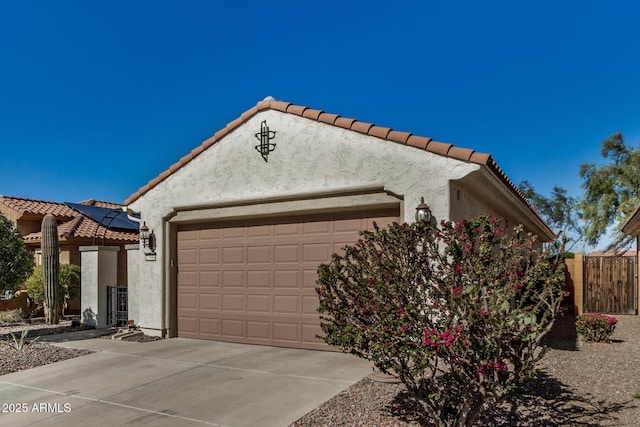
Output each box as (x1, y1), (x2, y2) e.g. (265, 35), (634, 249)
(575, 313), (618, 342)
(316, 215), (566, 427)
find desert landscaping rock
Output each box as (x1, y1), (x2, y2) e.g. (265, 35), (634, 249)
(292, 314), (640, 426)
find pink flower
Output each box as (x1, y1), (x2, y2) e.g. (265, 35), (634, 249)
(400, 325), (408, 332)
(452, 287), (462, 296)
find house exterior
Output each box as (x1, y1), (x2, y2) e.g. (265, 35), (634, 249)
(0, 196), (138, 287)
(124, 97), (554, 348)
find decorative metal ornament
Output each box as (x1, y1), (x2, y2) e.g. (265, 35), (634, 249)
(254, 120), (277, 162)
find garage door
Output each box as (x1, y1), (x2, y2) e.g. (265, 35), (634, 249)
(176, 208), (400, 350)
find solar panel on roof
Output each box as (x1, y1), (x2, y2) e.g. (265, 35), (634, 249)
(65, 202), (140, 231)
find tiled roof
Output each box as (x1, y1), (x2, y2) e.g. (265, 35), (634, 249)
(123, 98), (539, 228)
(1, 195), (77, 219)
(0, 195), (138, 244)
(23, 216), (137, 243)
(78, 199), (123, 209)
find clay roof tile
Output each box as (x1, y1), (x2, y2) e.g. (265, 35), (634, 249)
(351, 121), (374, 134)
(286, 105), (308, 116)
(270, 101), (291, 112)
(368, 126), (392, 139)
(407, 135), (432, 149)
(318, 113), (340, 125)
(448, 146), (475, 162)
(302, 109), (323, 120)
(426, 141), (453, 156)
(388, 130), (412, 144)
(334, 117), (356, 130)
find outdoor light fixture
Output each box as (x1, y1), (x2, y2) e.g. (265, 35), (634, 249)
(415, 197), (432, 223)
(139, 222), (150, 249)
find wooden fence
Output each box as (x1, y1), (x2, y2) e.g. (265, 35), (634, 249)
(584, 256), (637, 314)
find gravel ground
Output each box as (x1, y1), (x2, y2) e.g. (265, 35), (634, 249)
(0, 320), (159, 376)
(0, 320), (95, 376)
(292, 313), (640, 426)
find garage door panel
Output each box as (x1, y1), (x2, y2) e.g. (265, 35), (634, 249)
(274, 223), (300, 236)
(333, 218), (366, 234)
(177, 207), (400, 350)
(302, 295), (319, 314)
(199, 248), (220, 264)
(198, 228), (221, 240)
(246, 321), (270, 340)
(199, 318), (220, 335)
(222, 227), (245, 239)
(273, 295), (299, 314)
(247, 246), (271, 263)
(274, 270), (299, 288)
(198, 271), (219, 288)
(302, 243), (331, 262)
(178, 248), (198, 265)
(178, 316), (197, 333)
(199, 293), (220, 310)
(178, 292), (197, 309)
(247, 270), (271, 287)
(178, 271), (197, 286)
(247, 294), (271, 312)
(248, 224), (272, 237)
(274, 245), (300, 263)
(303, 221), (331, 235)
(222, 247), (245, 264)
(222, 270), (244, 287)
(222, 319), (244, 337)
(222, 294), (244, 311)
(302, 324), (323, 344)
(273, 322), (299, 342)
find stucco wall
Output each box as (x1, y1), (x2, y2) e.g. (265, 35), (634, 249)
(128, 110), (481, 333)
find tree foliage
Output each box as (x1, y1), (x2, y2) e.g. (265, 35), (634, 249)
(316, 216), (566, 427)
(0, 213), (34, 292)
(518, 180), (582, 250)
(25, 264), (81, 315)
(579, 132), (640, 250)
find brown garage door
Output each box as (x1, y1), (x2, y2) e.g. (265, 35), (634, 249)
(176, 208), (399, 350)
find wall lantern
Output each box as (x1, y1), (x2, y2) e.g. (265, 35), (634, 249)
(139, 222), (151, 249)
(415, 197), (432, 223)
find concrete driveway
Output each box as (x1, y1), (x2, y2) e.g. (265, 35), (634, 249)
(0, 331), (371, 426)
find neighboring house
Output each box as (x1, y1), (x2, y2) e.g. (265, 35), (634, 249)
(124, 96), (554, 348)
(0, 195), (139, 287)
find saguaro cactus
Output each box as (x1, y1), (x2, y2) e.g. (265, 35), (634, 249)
(41, 214), (60, 325)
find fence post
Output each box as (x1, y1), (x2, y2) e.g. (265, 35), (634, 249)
(573, 253), (585, 315)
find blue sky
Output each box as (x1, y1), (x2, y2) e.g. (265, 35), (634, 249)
(1, 1), (639, 209)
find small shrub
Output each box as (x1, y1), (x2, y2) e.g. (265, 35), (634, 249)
(575, 313), (618, 342)
(0, 308), (24, 324)
(2, 329), (39, 351)
(633, 392), (640, 399)
(25, 264), (80, 315)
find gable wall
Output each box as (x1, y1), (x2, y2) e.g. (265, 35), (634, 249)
(128, 110), (480, 332)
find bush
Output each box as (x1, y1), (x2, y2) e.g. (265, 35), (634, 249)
(0, 308), (24, 324)
(316, 215), (566, 427)
(0, 213), (34, 293)
(575, 313), (618, 342)
(25, 264), (80, 315)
